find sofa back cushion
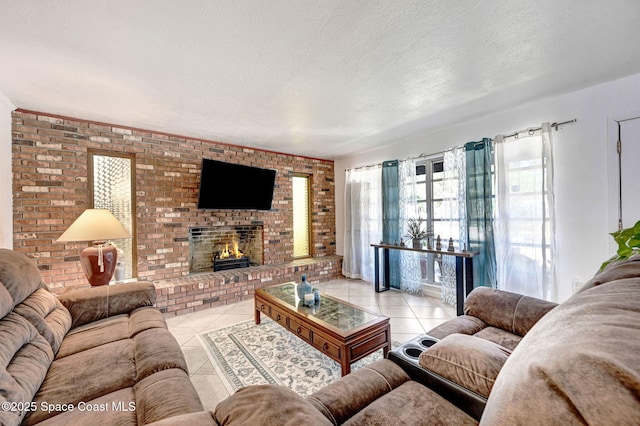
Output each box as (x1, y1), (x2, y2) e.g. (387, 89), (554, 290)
(480, 260), (640, 425)
(0, 249), (71, 425)
(464, 286), (557, 337)
(0, 248), (47, 317)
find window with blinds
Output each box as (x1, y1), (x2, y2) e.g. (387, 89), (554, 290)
(292, 175), (311, 258)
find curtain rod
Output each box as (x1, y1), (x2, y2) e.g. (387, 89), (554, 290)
(616, 116), (640, 124)
(502, 118), (577, 141)
(345, 118), (577, 171)
(345, 163), (382, 172)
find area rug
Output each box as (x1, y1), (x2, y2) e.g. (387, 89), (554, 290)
(198, 319), (395, 396)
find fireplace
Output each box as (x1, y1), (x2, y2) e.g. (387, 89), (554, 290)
(189, 225), (263, 273)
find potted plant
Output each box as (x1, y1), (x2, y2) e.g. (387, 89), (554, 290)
(600, 220), (640, 271)
(405, 218), (429, 249)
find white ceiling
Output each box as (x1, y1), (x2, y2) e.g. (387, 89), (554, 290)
(1, 1), (640, 159)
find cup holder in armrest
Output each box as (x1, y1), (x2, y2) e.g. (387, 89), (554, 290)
(390, 334), (440, 364)
(403, 346), (424, 359)
(419, 337), (438, 348)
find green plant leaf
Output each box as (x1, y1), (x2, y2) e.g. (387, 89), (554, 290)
(617, 246), (632, 257)
(600, 220), (640, 271)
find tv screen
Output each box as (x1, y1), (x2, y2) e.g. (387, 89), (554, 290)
(197, 159), (276, 210)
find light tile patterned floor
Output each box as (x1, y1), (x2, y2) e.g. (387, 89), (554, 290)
(166, 278), (456, 411)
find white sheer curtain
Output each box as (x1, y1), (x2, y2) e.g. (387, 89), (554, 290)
(342, 166), (383, 283)
(440, 147), (467, 306)
(494, 123), (557, 301)
(398, 158), (423, 294)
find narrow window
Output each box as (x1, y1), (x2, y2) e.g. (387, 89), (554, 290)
(89, 151), (136, 279)
(292, 175), (311, 258)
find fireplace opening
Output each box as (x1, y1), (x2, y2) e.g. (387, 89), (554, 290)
(213, 240), (251, 271)
(189, 225), (263, 273)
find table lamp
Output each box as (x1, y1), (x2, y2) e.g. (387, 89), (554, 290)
(57, 209), (131, 286)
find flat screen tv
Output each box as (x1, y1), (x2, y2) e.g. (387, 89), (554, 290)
(197, 159), (276, 210)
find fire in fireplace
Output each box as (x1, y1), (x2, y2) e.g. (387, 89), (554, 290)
(213, 240), (250, 272)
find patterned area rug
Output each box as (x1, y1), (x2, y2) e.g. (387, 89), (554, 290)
(198, 319), (394, 396)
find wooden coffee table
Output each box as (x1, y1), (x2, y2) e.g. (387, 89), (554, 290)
(255, 282), (391, 376)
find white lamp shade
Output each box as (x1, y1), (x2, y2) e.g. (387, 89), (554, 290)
(57, 209), (131, 242)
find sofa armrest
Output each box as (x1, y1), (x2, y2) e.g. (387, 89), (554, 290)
(214, 385), (332, 425)
(58, 282), (157, 328)
(419, 334), (510, 398)
(464, 287), (557, 336)
(306, 359), (410, 425)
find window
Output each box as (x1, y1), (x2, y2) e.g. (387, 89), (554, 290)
(292, 175), (311, 258)
(416, 158), (464, 285)
(503, 158), (549, 260)
(494, 129), (556, 300)
(89, 151), (136, 279)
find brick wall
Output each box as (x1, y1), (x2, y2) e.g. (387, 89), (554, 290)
(11, 110), (337, 293)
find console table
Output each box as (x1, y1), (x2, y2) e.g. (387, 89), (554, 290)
(371, 244), (478, 316)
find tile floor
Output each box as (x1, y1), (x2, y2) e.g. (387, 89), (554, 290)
(166, 277), (456, 411)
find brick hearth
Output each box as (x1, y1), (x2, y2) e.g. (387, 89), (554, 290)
(155, 256), (342, 316)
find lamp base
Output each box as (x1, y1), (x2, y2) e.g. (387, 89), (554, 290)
(79, 243), (117, 286)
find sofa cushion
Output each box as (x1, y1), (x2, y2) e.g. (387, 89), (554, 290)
(133, 369), (205, 424)
(426, 314), (487, 340)
(214, 385), (332, 425)
(0, 249), (46, 316)
(26, 388), (138, 426)
(25, 339), (137, 424)
(0, 313), (54, 425)
(0, 250), (72, 426)
(480, 276), (640, 425)
(577, 253), (640, 293)
(145, 411), (217, 425)
(24, 313), (191, 425)
(464, 287), (557, 337)
(419, 334), (511, 398)
(56, 308), (167, 359)
(12, 288), (71, 354)
(342, 381), (477, 426)
(307, 359), (410, 425)
(472, 326), (521, 351)
(58, 282), (157, 329)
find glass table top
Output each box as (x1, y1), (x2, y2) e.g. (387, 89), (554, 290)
(261, 282), (382, 331)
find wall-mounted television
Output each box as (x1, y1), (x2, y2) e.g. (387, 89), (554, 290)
(197, 159), (276, 210)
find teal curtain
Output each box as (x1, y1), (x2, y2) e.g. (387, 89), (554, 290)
(465, 139), (497, 288)
(382, 160), (401, 289)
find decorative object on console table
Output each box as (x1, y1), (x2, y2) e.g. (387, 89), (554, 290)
(57, 209), (131, 286)
(405, 218), (429, 249)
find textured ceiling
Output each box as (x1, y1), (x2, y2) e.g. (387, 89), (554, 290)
(1, 0), (640, 159)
